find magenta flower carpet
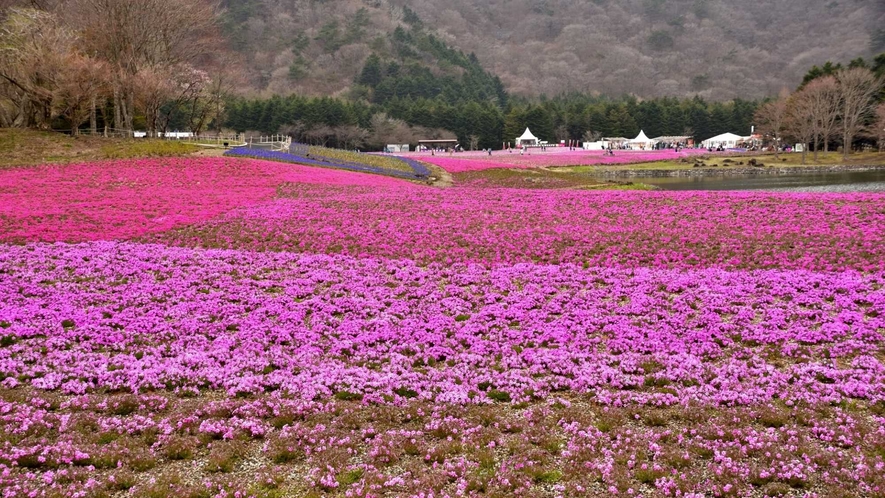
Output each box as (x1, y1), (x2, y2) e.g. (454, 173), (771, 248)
(0, 157), (883, 497)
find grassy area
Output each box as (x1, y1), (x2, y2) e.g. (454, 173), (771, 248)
(454, 167), (654, 190)
(561, 151), (885, 174)
(0, 129), (200, 167)
(308, 146), (417, 173)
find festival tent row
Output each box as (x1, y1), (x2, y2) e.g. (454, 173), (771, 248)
(583, 130), (659, 150)
(700, 132), (753, 149)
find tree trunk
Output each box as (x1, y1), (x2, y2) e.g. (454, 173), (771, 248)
(119, 91), (134, 136)
(801, 144), (807, 165)
(813, 137), (819, 161)
(843, 131), (851, 160)
(113, 87), (122, 132)
(90, 97), (97, 135)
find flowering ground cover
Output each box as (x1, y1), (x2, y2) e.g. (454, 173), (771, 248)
(154, 185), (885, 272)
(2, 154), (885, 497)
(0, 157), (408, 243)
(410, 149), (711, 173)
(0, 242), (883, 497)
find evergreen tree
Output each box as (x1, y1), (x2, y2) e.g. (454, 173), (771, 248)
(357, 54), (383, 88)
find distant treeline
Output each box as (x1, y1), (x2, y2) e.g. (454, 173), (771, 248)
(225, 52), (884, 151)
(224, 94), (758, 150)
(223, 20), (760, 150)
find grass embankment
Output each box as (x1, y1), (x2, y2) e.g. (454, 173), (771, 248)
(561, 151), (885, 174)
(454, 167), (655, 190)
(309, 146), (417, 174)
(0, 129), (200, 167)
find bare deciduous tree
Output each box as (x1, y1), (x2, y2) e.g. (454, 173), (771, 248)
(836, 68), (884, 159)
(803, 77), (840, 161)
(753, 94), (788, 159)
(785, 87), (817, 165)
(334, 124), (369, 150)
(304, 124), (334, 146)
(874, 103), (885, 153)
(56, 54), (108, 134)
(67, 0), (221, 132)
(468, 134), (480, 151)
(582, 130), (602, 142)
(132, 69), (175, 137)
(554, 124), (569, 142)
(0, 8), (75, 128)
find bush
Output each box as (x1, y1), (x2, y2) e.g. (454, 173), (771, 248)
(334, 390), (364, 401)
(487, 390), (511, 402)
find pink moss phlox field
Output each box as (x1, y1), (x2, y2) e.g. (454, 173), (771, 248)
(411, 149), (710, 173)
(156, 185), (885, 272)
(1, 242), (883, 406)
(0, 157), (410, 243)
(3, 156), (885, 496)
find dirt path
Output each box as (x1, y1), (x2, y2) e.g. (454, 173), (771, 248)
(190, 147), (228, 158)
(424, 163), (454, 187)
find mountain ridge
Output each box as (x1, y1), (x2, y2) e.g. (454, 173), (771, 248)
(225, 0), (884, 100)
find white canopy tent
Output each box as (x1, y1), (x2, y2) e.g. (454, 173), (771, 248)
(628, 130), (654, 149)
(702, 132), (749, 149)
(515, 128), (540, 147)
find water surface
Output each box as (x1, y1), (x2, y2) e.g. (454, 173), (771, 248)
(637, 169), (885, 192)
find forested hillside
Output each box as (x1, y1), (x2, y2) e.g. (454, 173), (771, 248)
(223, 0), (884, 99)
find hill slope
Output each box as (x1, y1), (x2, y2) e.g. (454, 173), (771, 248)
(224, 0), (884, 100)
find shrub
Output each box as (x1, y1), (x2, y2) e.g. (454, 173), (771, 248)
(334, 390), (363, 401)
(162, 436), (197, 461)
(337, 468), (364, 486)
(204, 441), (245, 473)
(393, 387), (418, 398)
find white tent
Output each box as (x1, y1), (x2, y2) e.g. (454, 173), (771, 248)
(516, 128), (540, 147)
(702, 132), (748, 149)
(628, 130), (654, 149)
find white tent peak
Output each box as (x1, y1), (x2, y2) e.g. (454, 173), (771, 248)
(517, 128), (539, 141)
(704, 132), (744, 142)
(630, 130), (651, 143)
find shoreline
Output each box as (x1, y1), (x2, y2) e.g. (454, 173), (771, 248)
(562, 164), (885, 178)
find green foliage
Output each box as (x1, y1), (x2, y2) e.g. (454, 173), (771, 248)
(219, 0), (258, 49)
(692, 0), (710, 19)
(871, 29), (885, 53)
(316, 21), (342, 52)
(644, 0), (667, 17)
(873, 53), (885, 78)
(487, 390), (511, 402)
(357, 25), (506, 108)
(357, 54), (383, 87)
(402, 6), (423, 28)
(334, 390), (363, 401)
(691, 74), (711, 91)
(288, 56), (309, 81)
(291, 34), (309, 53)
(393, 387), (418, 398)
(345, 8), (370, 44)
(648, 30), (674, 50)
(532, 469), (562, 484)
(337, 468), (364, 486)
(800, 61), (843, 88)
(226, 93), (758, 149)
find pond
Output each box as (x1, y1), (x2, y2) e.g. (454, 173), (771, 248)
(638, 169), (885, 192)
